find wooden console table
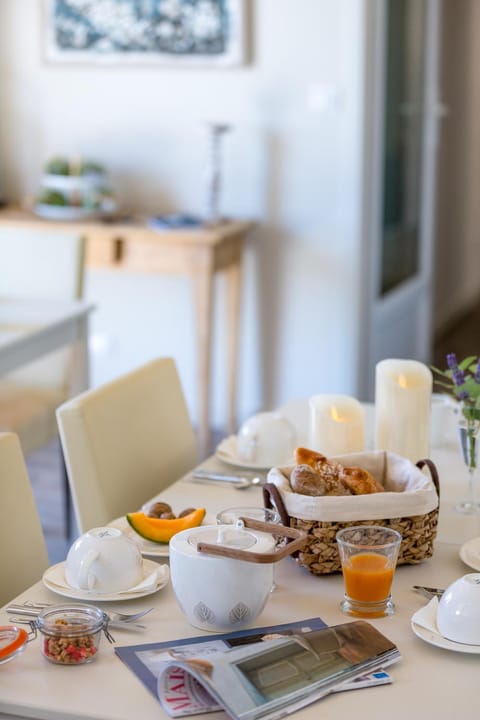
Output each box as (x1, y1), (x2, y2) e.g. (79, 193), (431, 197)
(0, 207), (253, 455)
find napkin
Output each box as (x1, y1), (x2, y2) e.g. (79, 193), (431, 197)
(216, 435), (241, 463)
(46, 562), (168, 596)
(412, 597), (440, 634)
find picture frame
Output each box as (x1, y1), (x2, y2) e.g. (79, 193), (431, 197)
(45, 0), (246, 67)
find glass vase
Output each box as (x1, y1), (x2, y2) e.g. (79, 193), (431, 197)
(456, 419), (480, 514)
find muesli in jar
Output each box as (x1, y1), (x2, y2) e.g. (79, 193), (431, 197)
(37, 604), (106, 665)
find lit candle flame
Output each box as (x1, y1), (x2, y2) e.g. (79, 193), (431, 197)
(330, 406), (347, 422)
(397, 373), (409, 389)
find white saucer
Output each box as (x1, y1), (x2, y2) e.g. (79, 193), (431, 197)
(215, 435), (293, 471)
(459, 536), (480, 571)
(42, 559), (169, 601)
(411, 610), (480, 654)
(108, 516), (170, 558)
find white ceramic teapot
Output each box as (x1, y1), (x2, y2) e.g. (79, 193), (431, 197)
(170, 518), (306, 632)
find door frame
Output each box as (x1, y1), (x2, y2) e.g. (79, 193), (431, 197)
(358, 0), (442, 401)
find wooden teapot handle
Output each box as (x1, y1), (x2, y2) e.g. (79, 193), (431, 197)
(196, 518), (307, 564)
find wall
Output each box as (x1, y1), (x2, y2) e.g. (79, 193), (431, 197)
(0, 1), (365, 431)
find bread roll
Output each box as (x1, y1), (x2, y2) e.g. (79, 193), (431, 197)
(339, 466), (384, 495)
(290, 464), (327, 496)
(291, 447), (383, 496)
(290, 463), (352, 497)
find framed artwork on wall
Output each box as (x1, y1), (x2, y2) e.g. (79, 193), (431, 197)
(45, 0), (246, 67)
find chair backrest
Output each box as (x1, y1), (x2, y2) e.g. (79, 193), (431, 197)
(56, 357), (199, 534)
(0, 227), (85, 391)
(0, 432), (50, 605)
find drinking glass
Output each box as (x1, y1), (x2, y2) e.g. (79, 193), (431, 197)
(336, 526), (402, 618)
(456, 419), (480, 514)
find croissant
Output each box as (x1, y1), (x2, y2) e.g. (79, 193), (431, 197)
(339, 466), (384, 495)
(294, 447), (327, 470)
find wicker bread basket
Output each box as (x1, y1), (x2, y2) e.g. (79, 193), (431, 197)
(263, 453), (440, 576)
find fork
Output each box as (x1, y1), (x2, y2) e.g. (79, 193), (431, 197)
(7, 602), (154, 624)
(104, 607), (154, 623)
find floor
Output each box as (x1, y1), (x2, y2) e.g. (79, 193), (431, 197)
(27, 306), (480, 565)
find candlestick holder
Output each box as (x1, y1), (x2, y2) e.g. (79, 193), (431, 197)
(204, 122), (231, 225)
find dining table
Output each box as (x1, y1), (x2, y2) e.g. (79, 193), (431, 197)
(0, 298), (94, 395)
(1, 401), (480, 720)
(0, 206), (254, 455)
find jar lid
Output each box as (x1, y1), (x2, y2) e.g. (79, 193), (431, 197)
(36, 604), (105, 637)
(0, 625), (29, 664)
(188, 525), (258, 550)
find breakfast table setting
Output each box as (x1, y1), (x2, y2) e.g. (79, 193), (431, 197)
(2, 357), (480, 720)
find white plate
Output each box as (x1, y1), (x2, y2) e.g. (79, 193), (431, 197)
(215, 435), (293, 471)
(42, 559), (168, 602)
(34, 204), (115, 221)
(459, 536), (480, 571)
(108, 516), (170, 557)
(411, 611), (480, 654)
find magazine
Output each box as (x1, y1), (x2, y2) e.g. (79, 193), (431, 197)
(115, 618), (399, 720)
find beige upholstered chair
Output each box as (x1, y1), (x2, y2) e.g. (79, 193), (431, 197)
(0, 432), (49, 606)
(57, 357), (199, 534)
(0, 228), (85, 536)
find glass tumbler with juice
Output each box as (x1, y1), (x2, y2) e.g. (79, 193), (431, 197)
(336, 526), (402, 618)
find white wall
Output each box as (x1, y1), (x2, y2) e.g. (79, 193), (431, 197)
(0, 0), (366, 430)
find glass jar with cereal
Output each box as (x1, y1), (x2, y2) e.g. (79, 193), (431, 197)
(37, 604), (106, 665)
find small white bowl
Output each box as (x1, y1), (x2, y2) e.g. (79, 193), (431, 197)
(437, 573), (480, 645)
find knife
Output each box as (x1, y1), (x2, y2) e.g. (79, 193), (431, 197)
(412, 585), (444, 598)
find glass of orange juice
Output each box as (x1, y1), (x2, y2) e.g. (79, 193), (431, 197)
(336, 526), (402, 618)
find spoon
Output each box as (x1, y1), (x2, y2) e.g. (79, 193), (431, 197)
(234, 476), (264, 490)
(192, 470), (265, 489)
(412, 585), (444, 599)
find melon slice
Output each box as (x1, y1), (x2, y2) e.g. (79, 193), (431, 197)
(126, 508), (206, 543)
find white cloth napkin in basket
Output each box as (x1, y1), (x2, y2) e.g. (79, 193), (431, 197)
(267, 450), (439, 522)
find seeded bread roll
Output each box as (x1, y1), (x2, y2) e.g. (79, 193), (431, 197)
(339, 466), (384, 495)
(290, 463), (352, 496)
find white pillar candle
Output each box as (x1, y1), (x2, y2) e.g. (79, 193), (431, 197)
(374, 359), (432, 463)
(309, 395), (365, 456)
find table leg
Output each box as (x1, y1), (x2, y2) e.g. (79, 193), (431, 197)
(194, 250), (214, 457)
(225, 256), (243, 434)
(68, 315), (90, 396)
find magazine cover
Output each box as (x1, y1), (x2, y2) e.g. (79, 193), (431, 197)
(115, 617), (328, 698)
(116, 619), (399, 720)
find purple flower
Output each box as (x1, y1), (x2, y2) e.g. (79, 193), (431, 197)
(453, 367), (466, 386)
(447, 353), (458, 370)
(458, 391), (469, 400)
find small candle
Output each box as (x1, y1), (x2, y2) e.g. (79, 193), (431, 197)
(309, 395), (365, 456)
(374, 359), (432, 462)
